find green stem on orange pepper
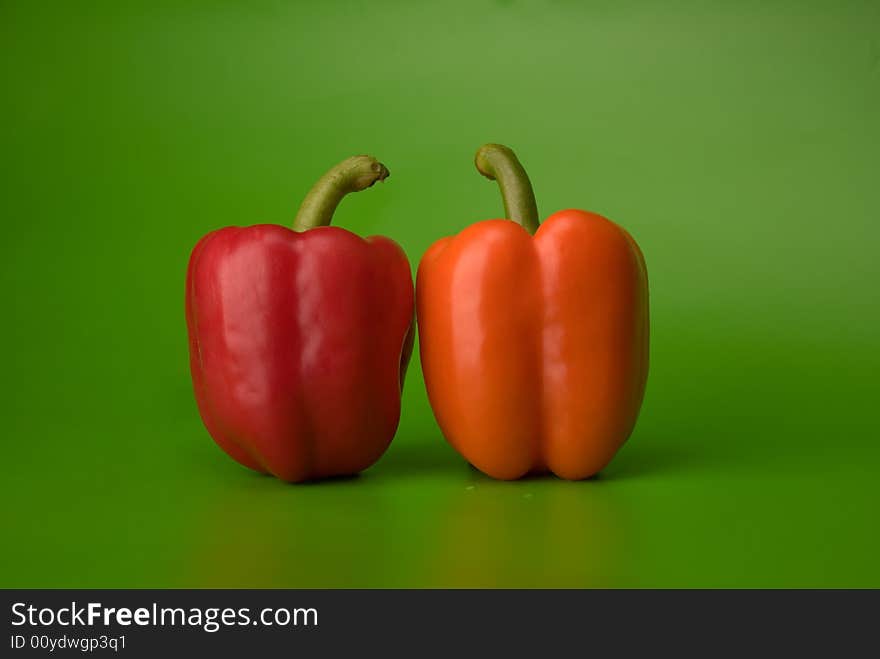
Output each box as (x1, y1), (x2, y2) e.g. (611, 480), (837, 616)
(474, 143), (539, 234)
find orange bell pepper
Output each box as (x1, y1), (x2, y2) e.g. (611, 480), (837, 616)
(416, 144), (649, 480)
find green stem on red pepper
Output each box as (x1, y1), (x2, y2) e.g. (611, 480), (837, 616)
(474, 143), (540, 234)
(293, 155), (390, 231)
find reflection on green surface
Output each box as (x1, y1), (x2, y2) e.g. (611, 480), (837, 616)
(1, 0), (878, 587)
(186, 455), (628, 588)
(427, 476), (625, 588)
(193, 472), (627, 588)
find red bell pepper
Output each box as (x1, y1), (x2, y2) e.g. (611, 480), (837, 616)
(186, 156), (414, 482)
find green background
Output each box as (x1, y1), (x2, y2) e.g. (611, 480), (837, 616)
(2, 0), (878, 588)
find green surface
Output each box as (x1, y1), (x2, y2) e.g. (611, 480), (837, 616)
(2, 0), (878, 588)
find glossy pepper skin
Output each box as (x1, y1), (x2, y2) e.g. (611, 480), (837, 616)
(417, 144), (648, 480)
(186, 156), (414, 482)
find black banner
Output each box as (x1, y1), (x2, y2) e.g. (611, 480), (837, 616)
(2, 589), (876, 656)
